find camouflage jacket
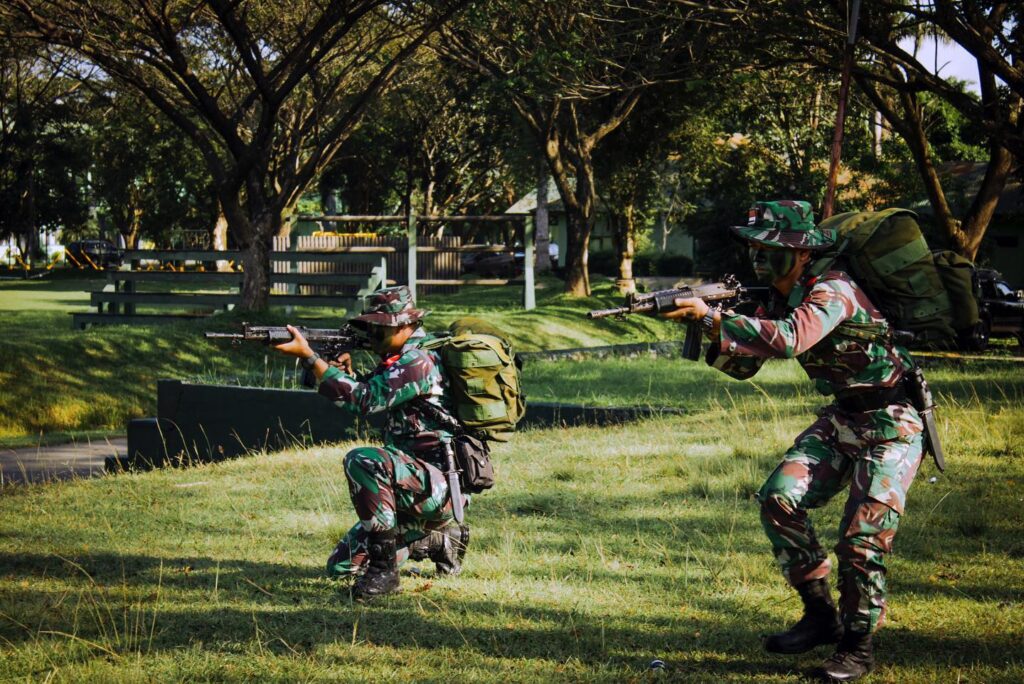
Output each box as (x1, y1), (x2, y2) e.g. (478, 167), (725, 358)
(318, 328), (452, 457)
(709, 270), (914, 397)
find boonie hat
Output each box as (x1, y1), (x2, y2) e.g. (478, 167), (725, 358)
(349, 285), (429, 330)
(730, 200), (835, 251)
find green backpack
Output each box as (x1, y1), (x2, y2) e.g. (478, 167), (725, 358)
(812, 208), (979, 348)
(423, 317), (525, 442)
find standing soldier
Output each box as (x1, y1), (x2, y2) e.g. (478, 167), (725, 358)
(664, 201), (925, 682)
(273, 286), (469, 600)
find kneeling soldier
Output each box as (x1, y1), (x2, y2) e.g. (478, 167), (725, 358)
(665, 201), (925, 681)
(274, 286), (469, 600)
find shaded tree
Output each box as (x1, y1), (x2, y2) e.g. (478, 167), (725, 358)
(3, 0), (466, 308)
(89, 89), (216, 249)
(321, 53), (531, 239)
(0, 42), (90, 263)
(727, 0), (1023, 259)
(442, 0), (739, 295)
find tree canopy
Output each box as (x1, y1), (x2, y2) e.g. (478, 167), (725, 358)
(0, 0), (1019, 295)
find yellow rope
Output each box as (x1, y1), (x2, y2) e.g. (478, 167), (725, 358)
(913, 350), (1024, 363)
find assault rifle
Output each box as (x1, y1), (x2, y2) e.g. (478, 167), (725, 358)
(205, 323), (372, 386)
(587, 275), (765, 360)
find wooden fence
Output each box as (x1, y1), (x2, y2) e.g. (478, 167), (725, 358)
(299, 214), (535, 306)
(73, 213), (537, 329)
(73, 246), (387, 329)
(273, 234), (461, 295)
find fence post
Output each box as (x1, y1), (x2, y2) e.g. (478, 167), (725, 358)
(523, 215), (536, 310)
(285, 234), (298, 316)
(406, 211), (418, 301)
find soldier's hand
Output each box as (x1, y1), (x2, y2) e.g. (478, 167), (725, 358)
(273, 324), (315, 358)
(329, 352), (354, 374)
(660, 297), (710, 322)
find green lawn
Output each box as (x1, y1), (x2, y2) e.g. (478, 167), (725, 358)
(0, 356), (1022, 681)
(3, 271), (1022, 681)
(0, 274), (678, 447)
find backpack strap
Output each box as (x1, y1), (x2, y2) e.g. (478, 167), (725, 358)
(788, 271), (891, 344)
(832, 319), (891, 344)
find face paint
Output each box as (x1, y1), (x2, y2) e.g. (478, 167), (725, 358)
(749, 246), (796, 283)
(367, 324), (415, 356)
(367, 325), (397, 354)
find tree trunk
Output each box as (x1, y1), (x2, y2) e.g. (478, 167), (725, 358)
(873, 110), (883, 160)
(954, 57), (1021, 260)
(123, 207), (142, 250)
(955, 148), (1012, 260)
(613, 205), (636, 294)
(534, 160), (551, 273)
(562, 209), (592, 296)
(239, 231), (273, 311)
(893, 89), (960, 238)
(223, 192), (280, 311)
(25, 165), (37, 268)
(551, 150), (596, 296)
(212, 206), (230, 271)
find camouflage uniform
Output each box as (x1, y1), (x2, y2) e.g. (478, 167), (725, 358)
(318, 289), (464, 578)
(709, 269), (924, 634)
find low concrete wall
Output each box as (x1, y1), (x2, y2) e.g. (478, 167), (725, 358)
(116, 380), (685, 471)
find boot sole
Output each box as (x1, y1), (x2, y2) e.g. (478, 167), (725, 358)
(763, 633), (843, 655)
(352, 587), (402, 602)
(817, 665), (873, 682)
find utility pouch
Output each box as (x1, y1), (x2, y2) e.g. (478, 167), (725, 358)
(454, 434), (494, 493)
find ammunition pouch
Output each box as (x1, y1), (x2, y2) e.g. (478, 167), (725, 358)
(453, 434), (494, 494)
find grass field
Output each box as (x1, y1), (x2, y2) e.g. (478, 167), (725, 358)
(2, 271), (1023, 681)
(0, 274), (678, 447)
(1, 354), (1022, 681)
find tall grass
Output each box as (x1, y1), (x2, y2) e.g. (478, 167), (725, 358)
(1, 356), (1021, 681)
(0, 277), (680, 446)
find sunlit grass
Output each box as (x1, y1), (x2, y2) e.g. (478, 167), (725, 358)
(1, 357), (1022, 681)
(0, 276), (680, 447)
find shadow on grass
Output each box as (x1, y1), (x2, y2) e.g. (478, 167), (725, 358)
(1, 550), (1018, 678)
(0, 551), (803, 679)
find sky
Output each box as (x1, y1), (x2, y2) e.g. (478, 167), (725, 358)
(898, 36), (982, 94)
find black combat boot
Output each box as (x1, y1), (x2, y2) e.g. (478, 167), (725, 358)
(407, 524), (470, 575)
(819, 630), (873, 682)
(763, 579), (844, 654)
(351, 531), (400, 601)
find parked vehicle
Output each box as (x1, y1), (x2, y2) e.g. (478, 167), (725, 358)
(64, 239), (124, 269)
(461, 246), (520, 278)
(972, 268), (1024, 349)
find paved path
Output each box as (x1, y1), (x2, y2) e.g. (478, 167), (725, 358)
(0, 438), (125, 485)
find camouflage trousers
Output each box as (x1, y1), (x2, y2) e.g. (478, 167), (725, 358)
(326, 445), (466, 577)
(757, 402), (924, 633)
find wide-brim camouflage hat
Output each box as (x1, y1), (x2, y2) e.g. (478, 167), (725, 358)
(349, 285), (430, 330)
(730, 200), (835, 251)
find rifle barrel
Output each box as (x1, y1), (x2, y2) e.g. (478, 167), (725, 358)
(587, 307), (629, 319)
(204, 332), (245, 340)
